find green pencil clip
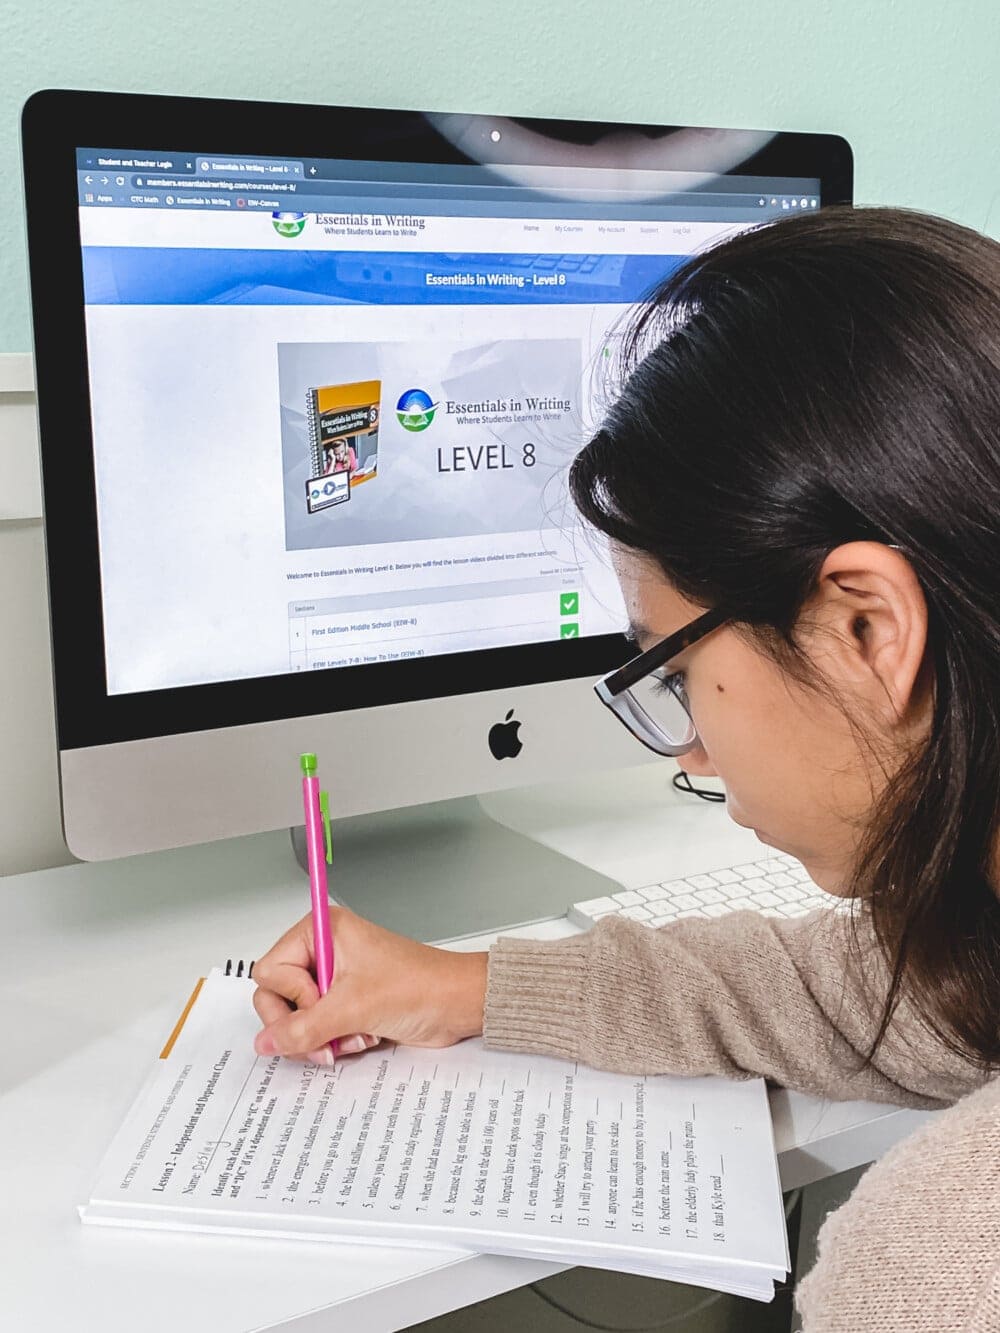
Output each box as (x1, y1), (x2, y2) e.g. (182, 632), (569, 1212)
(319, 789), (333, 864)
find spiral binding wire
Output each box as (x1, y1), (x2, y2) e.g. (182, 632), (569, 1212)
(224, 959), (254, 978)
(305, 388), (323, 477)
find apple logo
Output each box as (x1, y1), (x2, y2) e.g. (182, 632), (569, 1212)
(488, 708), (523, 760)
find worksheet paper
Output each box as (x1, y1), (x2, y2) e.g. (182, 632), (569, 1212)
(81, 971), (788, 1300)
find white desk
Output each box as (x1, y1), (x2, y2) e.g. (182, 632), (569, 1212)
(1, 770), (933, 1332)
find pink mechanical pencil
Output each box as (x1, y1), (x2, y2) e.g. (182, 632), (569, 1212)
(300, 752), (337, 1056)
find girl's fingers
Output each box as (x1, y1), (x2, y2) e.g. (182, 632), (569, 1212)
(252, 986), (294, 1027)
(337, 1033), (380, 1055)
(290, 1036), (381, 1065)
(252, 958), (320, 1010)
(305, 1046), (337, 1066)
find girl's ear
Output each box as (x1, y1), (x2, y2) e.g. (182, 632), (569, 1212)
(801, 541), (930, 726)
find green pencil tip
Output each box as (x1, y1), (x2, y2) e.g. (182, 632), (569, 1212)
(300, 752), (317, 775)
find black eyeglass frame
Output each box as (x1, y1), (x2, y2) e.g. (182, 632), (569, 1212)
(594, 607), (731, 755)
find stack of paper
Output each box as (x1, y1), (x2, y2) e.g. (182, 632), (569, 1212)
(81, 970), (788, 1301)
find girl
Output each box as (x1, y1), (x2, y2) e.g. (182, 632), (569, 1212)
(251, 208), (1000, 1329)
(324, 438), (357, 475)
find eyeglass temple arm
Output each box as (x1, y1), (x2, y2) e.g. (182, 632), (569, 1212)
(602, 606), (729, 697)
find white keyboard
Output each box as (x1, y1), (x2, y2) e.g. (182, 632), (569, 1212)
(568, 850), (833, 930)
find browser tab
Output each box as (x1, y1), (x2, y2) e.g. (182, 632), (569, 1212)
(77, 149), (196, 174)
(193, 155), (304, 179)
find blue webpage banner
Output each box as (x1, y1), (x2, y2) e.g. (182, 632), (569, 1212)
(81, 248), (686, 306)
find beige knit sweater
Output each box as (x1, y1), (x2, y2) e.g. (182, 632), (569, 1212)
(483, 907), (1000, 1331)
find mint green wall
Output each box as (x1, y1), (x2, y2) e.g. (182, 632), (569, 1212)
(1, 0), (997, 352)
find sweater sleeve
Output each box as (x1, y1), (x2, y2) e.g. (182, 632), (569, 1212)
(483, 908), (984, 1109)
(794, 1077), (1000, 1331)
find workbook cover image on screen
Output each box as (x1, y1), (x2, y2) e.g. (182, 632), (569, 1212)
(79, 968), (789, 1302)
(277, 338), (580, 552)
(301, 379), (380, 516)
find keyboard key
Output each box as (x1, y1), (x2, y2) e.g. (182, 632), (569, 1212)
(670, 893), (700, 911)
(767, 872), (795, 888)
(623, 905), (654, 922)
(572, 896), (619, 917)
(740, 877), (771, 895)
(730, 864), (761, 878)
(687, 874), (720, 890)
(612, 890), (644, 907)
(773, 885), (807, 904)
(753, 891), (782, 909)
(566, 903), (622, 929)
(708, 869), (740, 885)
(657, 880), (690, 896)
(724, 896), (756, 912)
(702, 902), (731, 917)
(693, 886), (728, 905)
(637, 884), (669, 902)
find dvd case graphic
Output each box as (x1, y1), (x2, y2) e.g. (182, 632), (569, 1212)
(304, 379), (380, 515)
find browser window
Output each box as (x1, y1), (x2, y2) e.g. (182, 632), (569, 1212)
(76, 148), (818, 695)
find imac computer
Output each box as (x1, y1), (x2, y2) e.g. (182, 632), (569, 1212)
(20, 91), (852, 938)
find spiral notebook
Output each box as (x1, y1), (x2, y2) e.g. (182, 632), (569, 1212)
(304, 378), (380, 506)
(79, 966), (789, 1302)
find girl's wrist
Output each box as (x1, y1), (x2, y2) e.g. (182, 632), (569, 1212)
(443, 948), (488, 1041)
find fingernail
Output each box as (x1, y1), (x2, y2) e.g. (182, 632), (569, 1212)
(339, 1035), (367, 1054)
(254, 1030), (276, 1056)
(309, 1047), (337, 1067)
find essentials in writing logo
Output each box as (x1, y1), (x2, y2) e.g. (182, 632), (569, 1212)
(271, 211), (307, 238)
(395, 388), (438, 432)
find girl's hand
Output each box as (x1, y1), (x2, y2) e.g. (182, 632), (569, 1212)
(251, 907), (488, 1064)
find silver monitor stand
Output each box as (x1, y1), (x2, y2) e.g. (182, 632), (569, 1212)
(291, 793), (621, 942)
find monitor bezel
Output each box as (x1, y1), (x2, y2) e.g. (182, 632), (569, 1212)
(21, 89), (853, 751)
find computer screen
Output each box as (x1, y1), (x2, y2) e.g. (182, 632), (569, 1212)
(22, 93), (852, 873)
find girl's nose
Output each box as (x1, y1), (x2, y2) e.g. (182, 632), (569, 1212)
(677, 742), (717, 779)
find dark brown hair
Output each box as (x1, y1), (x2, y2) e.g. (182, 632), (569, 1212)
(570, 206), (1000, 1069)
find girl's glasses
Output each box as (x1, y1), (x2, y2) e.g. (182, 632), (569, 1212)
(594, 607), (729, 756)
